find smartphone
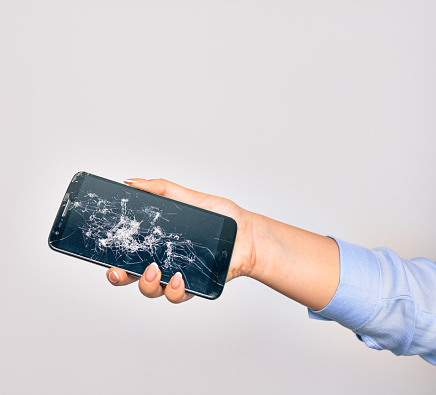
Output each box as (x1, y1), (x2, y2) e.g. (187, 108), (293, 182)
(48, 172), (237, 299)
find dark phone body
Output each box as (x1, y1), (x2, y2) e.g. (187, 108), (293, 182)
(48, 172), (237, 299)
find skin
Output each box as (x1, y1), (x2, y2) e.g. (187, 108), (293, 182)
(106, 178), (340, 311)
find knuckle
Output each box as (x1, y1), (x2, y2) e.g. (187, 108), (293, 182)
(222, 197), (237, 208)
(138, 280), (158, 297)
(152, 178), (168, 196)
(165, 289), (183, 304)
(138, 283), (149, 297)
(167, 296), (182, 304)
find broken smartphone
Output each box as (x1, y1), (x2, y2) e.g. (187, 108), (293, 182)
(48, 171), (237, 299)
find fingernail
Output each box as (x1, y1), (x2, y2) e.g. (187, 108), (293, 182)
(144, 262), (159, 283)
(171, 272), (182, 290)
(109, 271), (119, 284)
(123, 179), (137, 184)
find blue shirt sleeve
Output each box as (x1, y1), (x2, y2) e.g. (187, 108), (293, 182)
(308, 237), (436, 365)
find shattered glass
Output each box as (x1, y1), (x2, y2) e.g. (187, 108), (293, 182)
(55, 176), (226, 294)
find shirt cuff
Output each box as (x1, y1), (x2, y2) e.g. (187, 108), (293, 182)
(308, 237), (382, 331)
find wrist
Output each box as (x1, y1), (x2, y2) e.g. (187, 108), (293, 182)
(241, 211), (340, 310)
(244, 212), (281, 282)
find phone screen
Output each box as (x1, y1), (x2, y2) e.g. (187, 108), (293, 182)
(49, 172), (237, 299)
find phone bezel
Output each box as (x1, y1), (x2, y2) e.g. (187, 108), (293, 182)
(48, 171), (237, 299)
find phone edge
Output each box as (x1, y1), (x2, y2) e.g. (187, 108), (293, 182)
(47, 170), (236, 300)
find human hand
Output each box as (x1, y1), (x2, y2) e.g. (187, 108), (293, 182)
(106, 178), (256, 304)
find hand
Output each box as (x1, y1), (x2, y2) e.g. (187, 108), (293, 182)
(107, 178), (340, 310)
(106, 178), (256, 304)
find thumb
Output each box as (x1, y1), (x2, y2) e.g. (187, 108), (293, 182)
(124, 178), (211, 209)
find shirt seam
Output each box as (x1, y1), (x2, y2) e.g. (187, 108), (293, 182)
(381, 295), (412, 301)
(403, 304), (418, 356)
(352, 248), (383, 332)
(354, 331), (383, 350)
(419, 309), (436, 317)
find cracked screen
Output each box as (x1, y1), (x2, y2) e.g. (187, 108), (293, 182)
(56, 175), (226, 296)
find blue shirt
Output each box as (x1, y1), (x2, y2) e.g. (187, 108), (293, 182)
(309, 237), (436, 365)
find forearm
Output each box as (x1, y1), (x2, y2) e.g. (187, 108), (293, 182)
(247, 211), (340, 311)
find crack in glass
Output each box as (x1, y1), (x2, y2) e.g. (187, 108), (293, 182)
(71, 191), (221, 289)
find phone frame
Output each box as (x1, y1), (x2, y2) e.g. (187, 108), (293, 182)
(48, 171), (238, 299)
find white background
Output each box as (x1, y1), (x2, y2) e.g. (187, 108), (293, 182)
(1, 1), (435, 394)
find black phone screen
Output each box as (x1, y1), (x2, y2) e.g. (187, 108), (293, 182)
(50, 173), (236, 298)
